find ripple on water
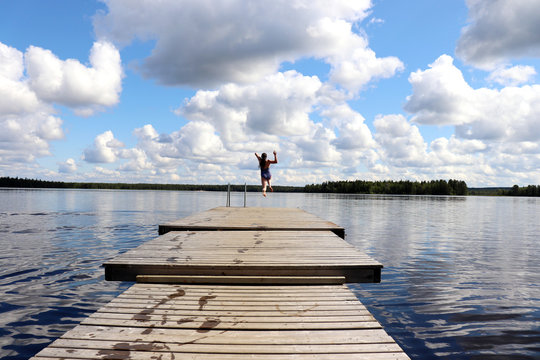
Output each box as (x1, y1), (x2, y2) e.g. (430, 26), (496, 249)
(1, 190), (540, 360)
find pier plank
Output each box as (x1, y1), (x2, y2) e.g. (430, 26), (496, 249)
(158, 206), (346, 238)
(104, 228), (382, 282)
(31, 207), (409, 359)
(31, 284), (409, 360)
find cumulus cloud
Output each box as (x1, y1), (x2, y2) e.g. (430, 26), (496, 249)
(456, 0), (540, 68)
(179, 71), (322, 143)
(324, 104), (374, 150)
(175, 70), (383, 171)
(0, 113), (64, 164)
(83, 130), (124, 163)
(487, 65), (537, 86)
(81, 123), (229, 178)
(405, 55), (540, 145)
(132, 125), (177, 168)
(58, 158), (77, 173)
(0, 42), (64, 165)
(94, 0), (402, 91)
(26, 41), (123, 116)
(367, 115), (504, 184)
(76, 66), (385, 184)
(293, 124), (341, 165)
(166, 121), (226, 161)
(374, 114), (428, 168)
(393, 52), (540, 185)
(117, 148), (153, 172)
(0, 43), (42, 115)
(405, 55), (476, 125)
(429, 136), (485, 165)
(0, 40), (124, 168)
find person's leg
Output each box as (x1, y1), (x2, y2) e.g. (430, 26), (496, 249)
(261, 177), (268, 196)
(268, 178), (273, 192)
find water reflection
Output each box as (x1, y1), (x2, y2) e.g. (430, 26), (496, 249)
(0, 190), (539, 359)
(323, 194), (540, 360)
(0, 189), (225, 359)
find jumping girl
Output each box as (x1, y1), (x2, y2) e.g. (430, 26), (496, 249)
(254, 150), (277, 197)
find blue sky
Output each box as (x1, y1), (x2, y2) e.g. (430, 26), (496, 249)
(1, 0), (540, 187)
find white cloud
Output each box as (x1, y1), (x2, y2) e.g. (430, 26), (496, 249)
(0, 40), (124, 168)
(368, 17), (384, 25)
(0, 114), (62, 164)
(179, 71), (323, 145)
(429, 136), (484, 165)
(94, 0), (402, 92)
(394, 53), (540, 185)
(83, 130), (124, 163)
(293, 124), (341, 166)
(176, 70), (384, 172)
(94, 166), (121, 177)
(132, 124), (178, 168)
(80, 123), (231, 178)
(324, 104), (374, 150)
(58, 158), (77, 173)
(117, 148), (153, 172)
(405, 55), (540, 145)
(405, 55), (476, 126)
(373, 114), (429, 168)
(0, 43), (42, 115)
(168, 121), (226, 161)
(456, 0), (540, 68)
(0, 42), (65, 165)
(26, 41), (123, 116)
(487, 65), (536, 86)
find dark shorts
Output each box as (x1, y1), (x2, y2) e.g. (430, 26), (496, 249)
(261, 168), (271, 180)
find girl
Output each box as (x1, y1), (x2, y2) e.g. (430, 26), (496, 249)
(254, 150), (277, 196)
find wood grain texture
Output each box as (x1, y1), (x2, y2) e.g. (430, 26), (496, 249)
(31, 208), (409, 359)
(31, 284), (410, 360)
(104, 229), (382, 282)
(159, 207), (345, 238)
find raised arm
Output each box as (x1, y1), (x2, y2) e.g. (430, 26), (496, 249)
(254, 152), (261, 161)
(270, 150), (278, 164)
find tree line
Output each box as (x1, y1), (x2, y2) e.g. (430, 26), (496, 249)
(305, 179), (468, 195)
(504, 185), (540, 197)
(0, 177), (302, 193)
(4, 176), (539, 197)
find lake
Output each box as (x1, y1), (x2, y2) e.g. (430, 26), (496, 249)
(0, 188), (539, 359)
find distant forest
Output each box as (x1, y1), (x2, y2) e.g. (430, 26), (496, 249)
(2, 176), (539, 196)
(305, 179), (468, 195)
(0, 177), (302, 193)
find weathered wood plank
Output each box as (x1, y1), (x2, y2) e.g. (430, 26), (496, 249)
(87, 312), (377, 323)
(43, 338), (404, 353)
(31, 208), (409, 359)
(95, 307), (372, 317)
(58, 325), (397, 344)
(119, 283), (354, 293)
(104, 228), (382, 282)
(105, 208), (381, 282)
(117, 284), (360, 298)
(81, 318), (382, 330)
(135, 275), (347, 285)
(31, 284), (410, 360)
(103, 302), (367, 312)
(105, 263), (381, 283)
(158, 207), (345, 238)
(33, 349), (410, 360)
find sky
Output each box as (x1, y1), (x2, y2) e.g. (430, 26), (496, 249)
(1, 0), (540, 187)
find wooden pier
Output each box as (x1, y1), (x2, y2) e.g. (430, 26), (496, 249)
(31, 207), (409, 360)
(158, 207), (346, 238)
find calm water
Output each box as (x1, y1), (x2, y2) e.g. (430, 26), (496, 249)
(1, 188), (539, 359)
